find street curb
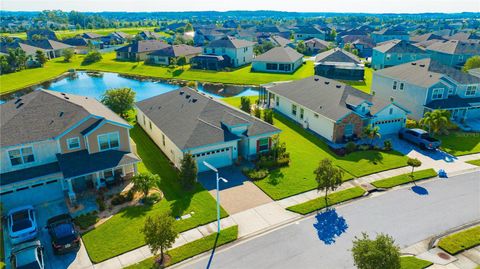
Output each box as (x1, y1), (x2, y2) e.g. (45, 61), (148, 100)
(428, 220), (480, 250)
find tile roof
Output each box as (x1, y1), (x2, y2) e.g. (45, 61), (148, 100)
(253, 46), (303, 63)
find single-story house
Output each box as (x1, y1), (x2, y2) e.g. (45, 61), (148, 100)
(25, 39), (73, 58)
(252, 46), (303, 73)
(26, 29), (57, 41)
(0, 42), (46, 65)
(115, 40), (169, 61)
(137, 30), (163, 40)
(314, 48), (365, 81)
(136, 87), (281, 172)
(146, 44), (202, 65)
(81, 32), (104, 40)
(266, 76), (409, 143)
(62, 37), (102, 54)
(304, 38), (331, 55)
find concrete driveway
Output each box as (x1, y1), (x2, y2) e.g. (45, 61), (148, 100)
(2, 200), (93, 269)
(198, 166), (273, 214)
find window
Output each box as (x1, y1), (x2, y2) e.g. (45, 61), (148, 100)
(149, 121), (152, 130)
(98, 132), (120, 151)
(466, 86), (477, 97)
(344, 124), (354, 137)
(432, 88), (444, 100)
(458, 55), (464, 62)
(392, 81), (397, 90)
(143, 115), (146, 125)
(67, 137), (80, 150)
(276, 96), (280, 106)
(103, 169), (113, 179)
(389, 108), (393, 115)
(266, 63), (278, 70)
(386, 54), (391, 60)
(300, 108), (304, 120)
(292, 104), (297, 116)
(448, 87), (455, 96)
(258, 138), (269, 152)
(397, 54), (402, 60)
(399, 83), (404, 91)
(212, 48), (216, 53)
(162, 134), (166, 146)
(8, 147), (35, 166)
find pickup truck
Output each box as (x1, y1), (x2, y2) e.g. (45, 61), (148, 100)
(399, 128), (441, 150)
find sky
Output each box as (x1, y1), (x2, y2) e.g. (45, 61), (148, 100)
(0, 0), (478, 13)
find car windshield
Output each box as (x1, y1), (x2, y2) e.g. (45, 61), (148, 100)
(420, 133), (437, 141)
(12, 210), (29, 222)
(14, 248), (38, 269)
(17, 262), (41, 269)
(12, 219), (32, 232)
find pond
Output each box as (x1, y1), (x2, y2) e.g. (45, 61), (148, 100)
(0, 71), (260, 103)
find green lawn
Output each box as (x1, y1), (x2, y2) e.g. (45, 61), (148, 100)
(126, 226), (238, 269)
(436, 132), (480, 156)
(438, 225), (480, 255)
(466, 159), (480, 166)
(1, 27), (162, 40)
(400, 256), (433, 269)
(0, 52), (315, 94)
(371, 169), (438, 189)
(81, 125), (227, 263)
(287, 187), (366, 215)
(342, 67), (373, 93)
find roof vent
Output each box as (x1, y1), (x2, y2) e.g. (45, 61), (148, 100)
(186, 94), (191, 99)
(411, 62), (416, 65)
(64, 96), (70, 100)
(192, 98), (198, 103)
(336, 85), (341, 88)
(314, 77), (319, 81)
(14, 98), (22, 104)
(390, 97), (394, 102)
(325, 81), (330, 85)
(16, 102), (24, 109)
(179, 91), (185, 95)
(61, 93), (66, 96)
(59, 112), (64, 117)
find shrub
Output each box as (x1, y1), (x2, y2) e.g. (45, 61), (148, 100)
(73, 212), (99, 230)
(345, 142), (357, 154)
(242, 168), (269, 180)
(406, 119), (418, 129)
(96, 197), (106, 211)
(82, 50), (102, 65)
(358, 144), (371, 151)
(110, 190), (134, 206)
(384, 139), (393, 151)
(240, 96), (251, 113)
(143, 193), (162, 206)
(256, 155), (290, 169)
(263, 109), (274, 124)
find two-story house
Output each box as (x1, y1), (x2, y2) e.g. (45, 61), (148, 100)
(371, 28), (409, 45)
(0, 90), (140, 211)
(266, 76), (409, 144)
(426, 40), (480, 68)
(372, 40), (430, 69)
(116, 40), (169, 61)
(293, 26), (326, 41)
(372, 58), (480, 130)
(200, 36), (254, 68)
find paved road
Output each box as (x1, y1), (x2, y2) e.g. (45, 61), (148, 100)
(177, 171), (480, 269)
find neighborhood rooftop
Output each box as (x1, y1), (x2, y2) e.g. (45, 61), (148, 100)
(426, 39), (480, 55)
(254, 46), (303, 63)
(207, 36), (255, 49)
(374, 39), (426, 54)
(115, 40), (169, 53)
(315, 48), (362, 64)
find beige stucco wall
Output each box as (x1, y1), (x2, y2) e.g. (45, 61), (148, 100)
(59, 117), (98, 154)
(86, 122), (130, 153)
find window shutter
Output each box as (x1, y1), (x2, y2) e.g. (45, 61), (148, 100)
(268, 137), (272, 150)
(256, 140), (260, 152)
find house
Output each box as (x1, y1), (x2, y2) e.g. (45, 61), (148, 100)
(371, 28), (409, 44)
(445, 32), (480, 41)
(293, 26), (326, 41)
(196, 36), (255, 68)
(372, 58), (480, 127)
(101, 31), (131, 45)
(304, 38), (331, 55)
(410, 33), (447, 43)
(194, 28), (226, 46)
(25, 39), (73, 58)
(0, 90), (140, 211)
(190, 55), (230, 70)
(81, 32), (104, 40)
(0, 42), (46, 66)
(137, 30), (162, 40)
(340, 35), (374, 58)
(146, 44), (202, 65)
(252, 46), (303, 73)
(314, 48), (365, 81)
(265, 76), (409, 143)
(115, 40), (169, 61)
(268, 35), (293, 48)
(62, 37), (102, 54)
(26, 29), (57, 40)
(135, 87), (280, 172)
(426, 40), (480, 68)
(372, 40), (430, 69)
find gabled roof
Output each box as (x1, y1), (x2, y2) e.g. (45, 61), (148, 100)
(82, 32), (104, 39)
(0, 90), (128, 147)
(426, 40), (480, 55)
(315, 48), (361, 64)
(25, 39), (72, 50)
(373, 28), (408, 36)
(270, 35), (292, 47)
(111, 31), (131, 39)
(410, 33), (447, 43)
(115, 40), (169, 53)
(375, 58), (480, 87)
(305, 38), (331, 49)
(207, 36), (255, 49)
(62, 37), (89, 47)
(253, 46), (303, 63)
(136, 87), (279, 150)
(374, 39), (426, 54)
(294, 26), (325, 35)
(139, 30), (162, 39)
(446, 32), (480, 41)
(0, 42), (45, 55)
(148, 44), (202, 57)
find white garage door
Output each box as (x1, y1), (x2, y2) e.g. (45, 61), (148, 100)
(0, 179), (65, 211)
(375, 118), (405, 135)
(194, 147), (233, 172)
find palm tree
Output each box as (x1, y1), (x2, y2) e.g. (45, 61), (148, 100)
(419, 110), (451, 135)
(131, 172), (160, 199)
(362, 124), (381, 147)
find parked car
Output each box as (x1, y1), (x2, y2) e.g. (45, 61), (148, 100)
(47, 214), (81, 254)
(399, 128), (441, 150)
(7, 206), (38, 245)
(10, 240), (45, 269)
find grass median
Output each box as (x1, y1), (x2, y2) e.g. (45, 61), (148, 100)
(286, 187), (366, 215)
(466, 159), (480, 166)
(371, 169), (437, 189)
(438, 225), (480, 255)
(400, 256), (433, 269)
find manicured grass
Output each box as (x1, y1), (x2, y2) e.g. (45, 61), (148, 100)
(466, 159), (480, 166)
(287, 187), (366, 215)
(81, 125), (227, 263)
(436, 132), (480, 156)
(343, 67), (373, 93)
(0, 52), (314, 94)
(126, 226), (238, 269)
(223, 97), (408, 200)
(1, 27), (162, 40)
(400, 256), (433, 269)
(371, 169), (438, 189)
(438, 225), (480, 255)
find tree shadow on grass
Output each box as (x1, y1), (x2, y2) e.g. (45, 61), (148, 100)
(172, 69), (185, 77)
(313, 208), (348, 245)
(119, 203), (154, 219)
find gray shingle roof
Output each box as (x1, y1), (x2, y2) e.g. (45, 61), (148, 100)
(82, 32), (104, 39)
(426, 40), (480, 55)
(374, 39), (426, 54)
(116, 40), (169, 53)
(0, 162), (61, 186)
(410, 33), (446, 43)
(148, 44), (202, 57)
(315, 48), (361, 64)
(375, 58), (480, 87)
(0, 42), (45, 55)
(305, 38), (331, 49)
(270, 35), (292, 47)
(0, 90), (128, 147)
(253, 46), (303, 63)
(446, 32), (480, 41)
(207, 36), (255, 49)
(426, 95), (480, 110)
(136, 87), (280, 150)
(373, 28), (408, 36)
(26, 39), (72, 50)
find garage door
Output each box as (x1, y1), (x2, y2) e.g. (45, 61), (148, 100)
(194, 147), (233, 172)
(0, 179), (65, 211)
(375, 118), (405, 135)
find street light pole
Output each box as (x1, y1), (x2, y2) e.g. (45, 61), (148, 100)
(203, 161), (228, 233)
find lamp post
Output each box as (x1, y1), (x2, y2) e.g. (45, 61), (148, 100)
(203, 161), (228, 233)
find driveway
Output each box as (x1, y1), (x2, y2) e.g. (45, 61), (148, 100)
(2, 200), (93, 269)
(198, 166), (273, 214)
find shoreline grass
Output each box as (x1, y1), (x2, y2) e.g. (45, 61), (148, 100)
(371, 169), (437, 189)
(438, 225), (480, 255)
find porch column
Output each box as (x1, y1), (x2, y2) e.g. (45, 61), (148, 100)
(66, 179), (77, 205)
(95, 172), (102, 189)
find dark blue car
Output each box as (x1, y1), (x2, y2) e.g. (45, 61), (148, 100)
(47, 214), (80, 255)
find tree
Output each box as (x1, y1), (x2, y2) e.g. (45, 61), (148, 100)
(142, 212), (178, 265)
(263, 109), (274, 124)
(0, 55), (13, 74)
(63, 48), (74, 62)
(419, 109), (451, 135)
(131, 172), (159, 198)
(314, 158), (344, 206)
(184, 22), (193, 32)
(35, 50), (48, 66)
(329, 28), (337, 41)
(179, 153), (197, 190)
(240, 96), (251, 114)
(351, 233), (401, 269)
(82, 50), (102, 65)
(362, 124), (381, 146)
(407, 158), (422, 185)
(176, 56), (187, 68)
(463, 55), (480, 72)
(101, 87), (136, 118)
(253, 106), (261, 118)
(296, 40), (307, 54)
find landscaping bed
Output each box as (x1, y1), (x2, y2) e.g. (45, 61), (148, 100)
(126, 226), (238, 269)
(286, 187), (366, 215)
(436, 132), (480, 156)
(438, 225), (480, 255)
(400, 256), (433, 269)
(371, 169), (438, 189)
